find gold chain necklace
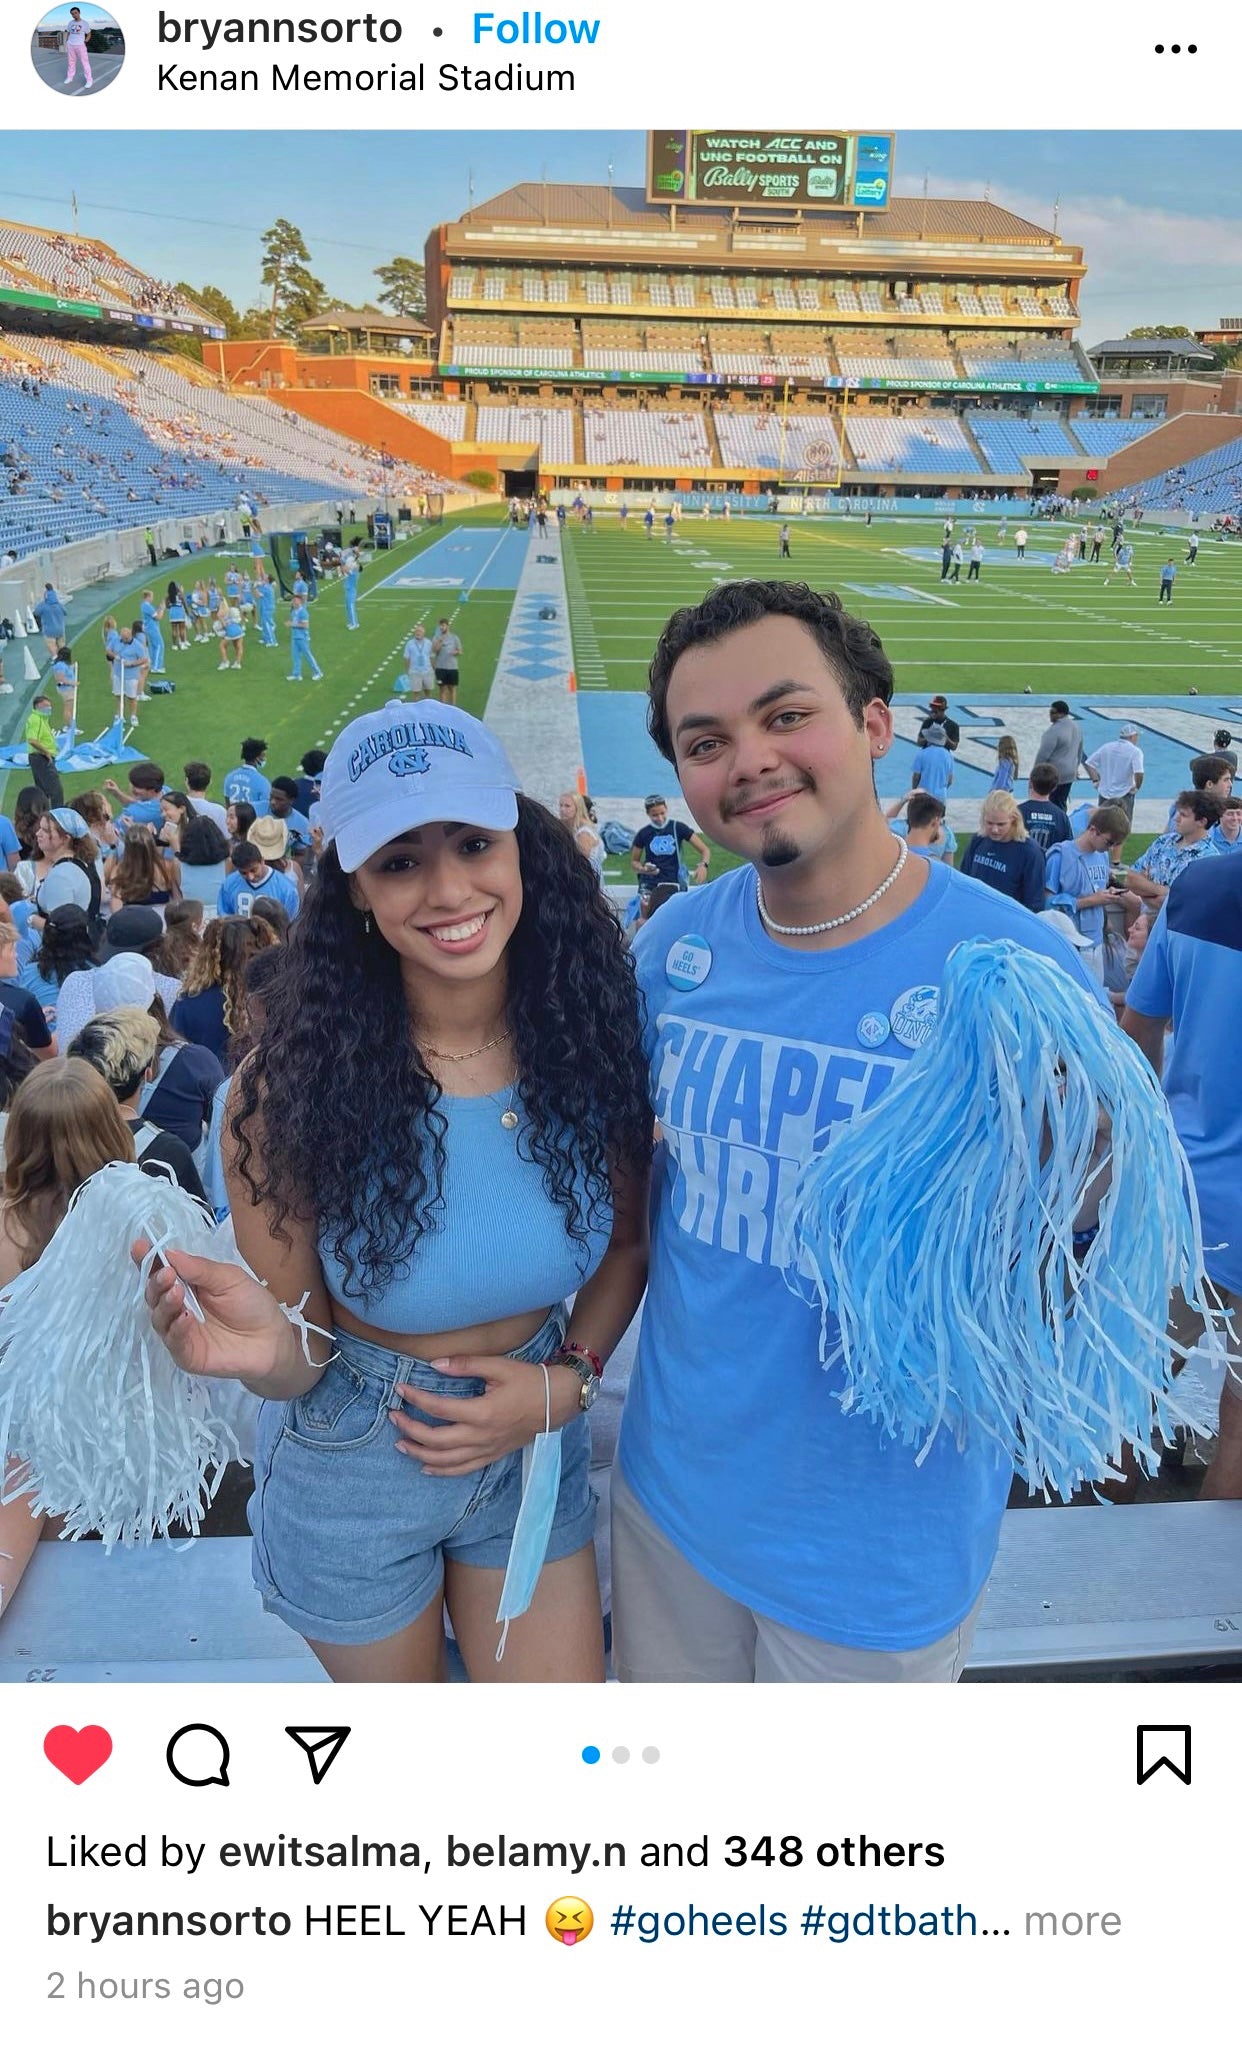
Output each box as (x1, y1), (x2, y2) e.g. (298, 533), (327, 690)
(415, 1026), (512, 1063)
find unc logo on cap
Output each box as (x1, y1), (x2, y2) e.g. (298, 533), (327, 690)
(388, 746), (431, 778)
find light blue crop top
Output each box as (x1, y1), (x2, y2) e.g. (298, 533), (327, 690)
(316, 1089), (614, 1332)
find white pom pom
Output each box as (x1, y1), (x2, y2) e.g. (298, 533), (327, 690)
(0, 1162), (245, 1547)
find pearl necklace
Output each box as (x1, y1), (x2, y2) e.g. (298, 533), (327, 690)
(756, 840), (908, 937)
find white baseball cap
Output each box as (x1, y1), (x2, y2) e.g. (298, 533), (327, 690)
(1036, 908), (1094, 952)
(318, 705), (521, 873)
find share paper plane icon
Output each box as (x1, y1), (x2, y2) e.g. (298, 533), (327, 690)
(285, 1726), (351, 1786)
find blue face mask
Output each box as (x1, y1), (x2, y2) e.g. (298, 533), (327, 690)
(495, 1363), (561, 1663)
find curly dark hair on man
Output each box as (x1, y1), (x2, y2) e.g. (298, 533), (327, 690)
(231, 795), (652, 1302)
(647, 580), (895, 762)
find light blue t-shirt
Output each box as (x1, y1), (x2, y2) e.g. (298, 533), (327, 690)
(217, 865), (299, 921)
(1209, 825), (1242, 855)
(317, 1089), (613, 1332)
(891, 820), (957, 862)
(620, 859), (1103, 1650)
(221, 765), (270, 813)
(290, 601), (311, 634)
(0, 815), (19, 866)
(913, 744), (953, 799)
(1127, 859), (1242, 1292)
(1044, 838), (1110, 943)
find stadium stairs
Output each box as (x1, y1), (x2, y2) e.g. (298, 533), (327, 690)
(955, 413), (999, 477)
(1058, 411), (1242, 497)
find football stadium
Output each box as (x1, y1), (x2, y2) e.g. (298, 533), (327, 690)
(0, 130), (1239, 1686)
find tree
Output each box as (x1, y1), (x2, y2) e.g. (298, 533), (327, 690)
(374, 256), (426, 321)
(259, 219), (326, 339)
(1125, 325), (1193, 340)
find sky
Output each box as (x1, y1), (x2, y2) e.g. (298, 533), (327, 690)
(0, 129), (1239, 340)
(36, 5), (117, 24)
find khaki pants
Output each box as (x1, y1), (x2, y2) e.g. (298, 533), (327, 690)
(611, 1471), (986, 1684)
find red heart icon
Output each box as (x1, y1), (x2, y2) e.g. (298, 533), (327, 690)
(44, 1725), (113, 1785)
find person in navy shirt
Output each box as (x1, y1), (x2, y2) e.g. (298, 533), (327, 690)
(222, 739), (271, 814)
(630, 794), (709, 901)
(1123, 858), (1242, 1498)
(958, 793), (1046, 912)
(1018, 763), (1073, 850)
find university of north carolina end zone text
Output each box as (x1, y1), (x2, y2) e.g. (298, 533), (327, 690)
(155, 12), (602, 93)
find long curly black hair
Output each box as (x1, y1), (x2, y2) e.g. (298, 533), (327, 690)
(231, 797), (652, 1301)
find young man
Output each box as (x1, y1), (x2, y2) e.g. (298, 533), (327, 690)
(22, 693), (63, 807)
(884, 789), (956, 863)
(1209, 799), (1242, 854)
(613, 581), (1101, 1684)
(182, 762), (228, 835)
(400, 623), (434, 699)
(1103, 540), (1135, 586)
(1014, 526), (1028, 558)
(966, 538), (984, 581)
(1085, 721), (1145, 825)
(1158, 557), (1177, 604)
(287, 593), (322, 682)
(221, 739), (270, 815)
(1019, 762), (1074, 850)
(104, 760), (166, 833)
(1044, 806), (1132, 976)
(909, 724), (953, 800)
(1122, 859), (1242, 1499)
(779, 524), (791, 560)
(916, 695), (960, 752)
(140, 591), (166, 674)
(1033, 699), (1086, 811)
(267, 776), (313, 858)
(431, 618), (463, 705)
(1126, 791), (1221, 913)
(630, 793), (709, 902)
(1165, 754), (1233, 830)
(217, 836), (300, 921)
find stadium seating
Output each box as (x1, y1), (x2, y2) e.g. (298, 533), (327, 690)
(969, 414), (1081, 470)
(1130, 435), (1242, 516)
(958, 336), (1086, 382)
(0, 337), (448, 560)
(474, 404), (575, 463)
(1068, 418), (1160, 458)
(713, 410), (840, 475)
(844, 413), (982, 474)
(581, 407), (711, 465)
(398, 400), (468, 440)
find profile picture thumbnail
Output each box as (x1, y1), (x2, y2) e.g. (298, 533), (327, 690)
(31, 5), (125, 97)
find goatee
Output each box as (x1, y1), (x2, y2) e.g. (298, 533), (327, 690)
(758, 829), (800, 869)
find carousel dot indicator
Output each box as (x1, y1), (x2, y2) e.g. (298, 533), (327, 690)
(581, 1745), (600, 1765)
(612, 1746), (630, 1764)
(642, 1747), (661, 1764)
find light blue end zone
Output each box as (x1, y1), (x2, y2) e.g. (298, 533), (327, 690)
(373, 527), (530, 593)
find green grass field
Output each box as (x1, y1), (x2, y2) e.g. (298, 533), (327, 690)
(563, 513), (1242, 700)
(13, 508), (1239, 880)
(32, 511), (512, 812)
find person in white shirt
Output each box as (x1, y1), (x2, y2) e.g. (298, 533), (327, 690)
(1085, 723), (1145, 825)
(400, 625), (434, 700)
(63, 8), (94, 89)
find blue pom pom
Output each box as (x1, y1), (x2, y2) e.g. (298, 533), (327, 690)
(786, 938), (1231, 1497)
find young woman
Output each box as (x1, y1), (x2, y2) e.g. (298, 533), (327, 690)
(73, 789), (121, 869)
(157, 790), (196, 859)
(557, 791), (604, 875)
(176, 814), (231, 916)
(31, 809), (101, 924)
(170, 916), (274, 1065)
(50, 645), (78, 730)
(144, 705), (652, 1683)
(166, 581), (190, 652)
(990, 734), (1020, 793)
(153, 899), (204, 982)
(958, 792), (1046, 911)
(225, 800), (257, 848)
(108, 827), (181, 915)
(190, 581), (212, 643)
(0, 1061), (137, 1624)
(20, 902), (97, 1021)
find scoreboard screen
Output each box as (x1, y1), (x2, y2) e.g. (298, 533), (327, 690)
(647, 131), (894, 212)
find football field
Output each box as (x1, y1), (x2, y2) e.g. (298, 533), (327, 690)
(562, 513), (1242, 849)
(11, 510), (1240, 871)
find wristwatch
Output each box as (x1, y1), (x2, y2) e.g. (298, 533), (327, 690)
(546, 1344), (602, 1412)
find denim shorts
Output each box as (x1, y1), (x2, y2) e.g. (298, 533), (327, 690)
(249, 1306), (596, 1645)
